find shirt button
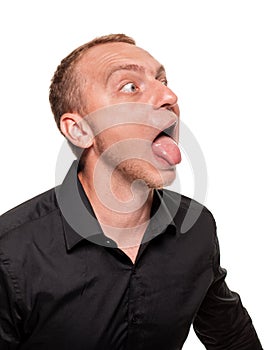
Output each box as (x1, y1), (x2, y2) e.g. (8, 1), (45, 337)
(106, 240), (111, 244)
(131, 315), (139, 324)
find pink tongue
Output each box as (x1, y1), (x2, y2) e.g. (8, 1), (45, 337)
(152, 135), (181, 165)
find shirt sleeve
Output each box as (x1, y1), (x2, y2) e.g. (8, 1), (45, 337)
(193, 234), (263, 350)
(0, 255), (22, 349)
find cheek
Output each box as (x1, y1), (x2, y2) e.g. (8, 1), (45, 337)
(87, 103), (170, 141)
(96, 126), (148, 144)
(93, 129), (124, 157)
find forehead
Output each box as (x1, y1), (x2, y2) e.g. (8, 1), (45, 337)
(78, 42), (163, 77)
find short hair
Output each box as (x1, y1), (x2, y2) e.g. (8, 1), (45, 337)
(49, 34), (136, 130)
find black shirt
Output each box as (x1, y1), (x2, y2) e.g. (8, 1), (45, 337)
(0, 162), (262, 350)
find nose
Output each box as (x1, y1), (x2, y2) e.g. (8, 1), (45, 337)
(152, 81), (179, 114)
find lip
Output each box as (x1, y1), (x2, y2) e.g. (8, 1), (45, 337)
(151, 111), (181, 168)
(151, 107), (179, 142)
(152, 120), (178, 144)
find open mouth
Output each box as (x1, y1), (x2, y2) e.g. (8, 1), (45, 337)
(152, 122), (181, 166)
(153, 123), (176, 142)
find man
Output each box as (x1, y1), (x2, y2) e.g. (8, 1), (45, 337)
(0, 34), (262, 349)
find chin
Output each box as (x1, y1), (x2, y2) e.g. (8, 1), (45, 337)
(119, 160), (176, 189)
(148, 170), (176, 189)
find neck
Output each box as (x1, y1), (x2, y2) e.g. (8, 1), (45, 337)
(78, 162), (154, 249)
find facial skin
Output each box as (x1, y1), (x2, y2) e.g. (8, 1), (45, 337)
(61, 42), (181, 192)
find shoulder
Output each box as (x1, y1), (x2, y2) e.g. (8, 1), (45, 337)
(0, 188), (60, 241)
(0, 187), (65, 282)
(162, 188), (216, 235)
(161, 190), (217, 264)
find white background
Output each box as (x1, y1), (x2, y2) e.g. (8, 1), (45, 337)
(0, 0), (263, 347)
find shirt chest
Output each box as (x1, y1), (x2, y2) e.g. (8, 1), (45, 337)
(20, 236), (213, 350)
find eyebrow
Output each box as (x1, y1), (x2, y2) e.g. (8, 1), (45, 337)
(106, 63), (166, 84)
(155, 64), (166, 78)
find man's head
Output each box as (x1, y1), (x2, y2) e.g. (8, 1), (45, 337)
(49, 34), (136, 130)
(50, 34), (181, 188)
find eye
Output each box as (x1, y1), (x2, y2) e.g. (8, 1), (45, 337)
(160, 78), (168, 86)
(121, 82), (138, 93)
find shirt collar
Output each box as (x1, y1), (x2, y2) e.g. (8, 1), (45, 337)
(56, 161), (178, 251)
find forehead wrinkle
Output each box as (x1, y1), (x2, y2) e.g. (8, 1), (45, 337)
(105, 63), (166, 85)
(77, 45), (166, 87)
(78, 50), (120, 79)
(105, 64), (145, 84)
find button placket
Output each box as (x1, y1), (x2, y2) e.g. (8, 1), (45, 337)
(125, 266), (146, 350)
(128, 267), (145, 326)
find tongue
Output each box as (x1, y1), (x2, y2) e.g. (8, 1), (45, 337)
(152, 135), (181, 166)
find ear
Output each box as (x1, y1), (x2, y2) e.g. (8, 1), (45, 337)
(60, 113), (94, 148)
